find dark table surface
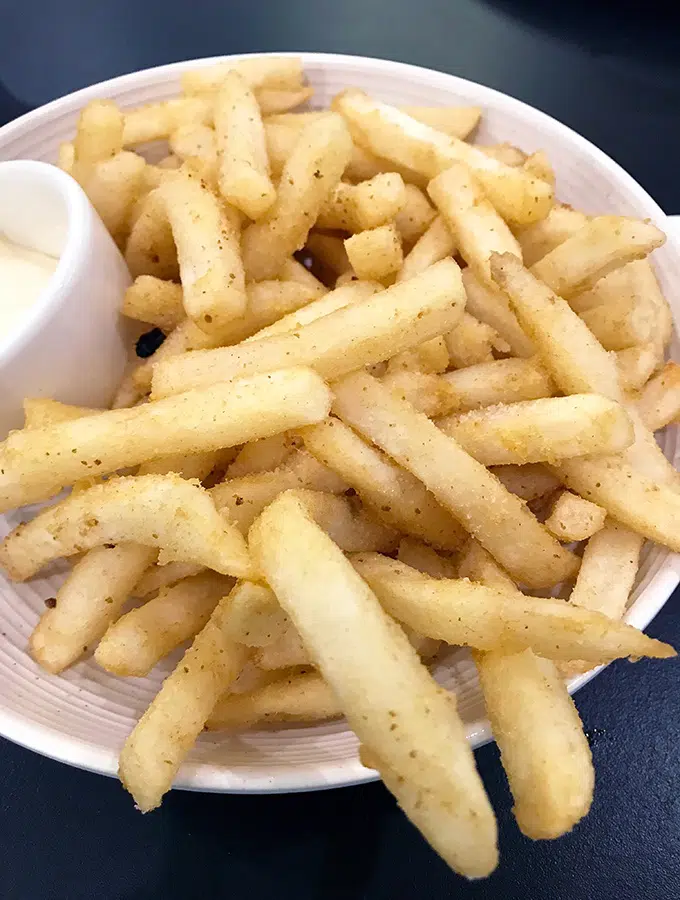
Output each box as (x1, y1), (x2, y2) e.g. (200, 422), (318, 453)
(1, 2), (680, 898)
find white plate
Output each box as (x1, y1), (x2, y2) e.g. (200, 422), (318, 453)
(0, 53), (678, 795)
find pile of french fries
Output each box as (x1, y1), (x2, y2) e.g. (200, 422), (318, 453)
(3, 55), (678, 878)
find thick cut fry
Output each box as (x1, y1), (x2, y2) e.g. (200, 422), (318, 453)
(125, 188), (179, 281)
(317, 173), (406, 232)
(119, 588), (249, 811)
(73, 100), (124, 167)
(580, 295), (657, 351)
(489, 464), (561, 502)
(28, 544), (155, 673)
(301, 419), (466, 551)
(530, 218), (665, 300)
(398, 216), (455, 282)
(616, 344), (661, 392)
(637, 361), (680, 431)
(151, 259), (465, 398)
(475, 649), (594, 839)
(444, 313), (498, 368)
(122, 276), (185, 330)
(394, 184), (437, 245)
(568, 521), (643, 620)
(206, 669), (340, 730)
(95, 572), (232, 676)
(333, 89), (552, 225)
(352, 555), (674, 663)
(427, 163), (522, 286)
(344, 223), (403, 282)
(78, 151), (147, 246)
(544, 491), (607, 542)
(242, 115), (352, 280)
(181, 56), (304, 95)
(0, 474), (253, 582)
(333, 372), (577, 588)
(23, 398), (101, 430)
(401, 105), (481, 139)
(214, 71), (276, 220)
(122, 96), (213, 146)
(158, 170), (246, 333)
(0, 368), (331, 510)
(437, 395), (634, 466)
(397, 537), (457, 579)
(515, 204), (589, 267)
(222, 581), (290, 647)
(250, 492), (498, 879)
(462, 269), (534, 358)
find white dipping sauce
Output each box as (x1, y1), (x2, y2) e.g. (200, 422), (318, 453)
(0, 234), (58, 338)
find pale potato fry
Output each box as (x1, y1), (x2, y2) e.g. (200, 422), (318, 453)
(301, 418), (466, 551)
(456, 539), (516, 591)
(580, 294), (657, 350)
(427, 162), (522, 286)
(515, 204), (590, 267)
(78, 151), (147, 246)
(0, 474), (253, 582)
(294, 489), (399, 553)
(488, 464), (560, 502)
(125, 188), (179, 281)
(206, 669), (340, 730)
(394, 184), (437, 245)
(443, 357), (555, 412)
(544, 491), (607, 542)
(118, 588), (249, 811)
(158, 169), (246, 333)
(317, 173), (406, 232)
(437, 395), (634, 466)
(95, 572), (232, 676)
(304, 232), (352, 278)
(568, 521), (643, 620)
(250, 492), (498, 879)
(111, 371), (144, 410)
(139, 448), (228, 481)
(168, 123), (218, 186)
(73, 100), (124, 167)
(214, 72), (276, 220)
(401, 105), (481, 138)
(256, 86), (314, 115)
(478, 143), (526, 167)
(133, 561), (204, 599)
(264, 121), (300, 179)
(344, 223), (403, 282)
(352, 554), (674, 662)
(333, 89), (552, 225)
(462, 269), (534, 358)
(255, 626), (312, 671)
(242, 115), (352, 280)
(530, 217), (665, 300)
(637, 362), (680, 430)
(151, 258), (465, 398)
(615, 344), (661, 392)
(23, 398), (102, 430)
(0, 368), (332, 511)
(333, 372), (577, 588)
(278, 257), (327, 294)
(397, 537), (457, 579)
(122, 96), (213, 146)
(398, 216), (455, 283)
(227, 432), (300, 478)
(221, 581), (290, 647)
(122, 276), (185, 330)
(181, 56), (304, 95)
(443, 313), (497, 368)
(28, 544), (156, 674)
(385, 336), (449, 375)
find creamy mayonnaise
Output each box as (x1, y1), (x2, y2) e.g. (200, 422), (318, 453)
(0, 234), (58, 339)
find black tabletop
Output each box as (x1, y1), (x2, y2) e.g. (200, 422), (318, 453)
(1, 2), (680, 898)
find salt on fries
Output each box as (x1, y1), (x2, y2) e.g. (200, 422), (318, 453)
(0, 55), (670, 879)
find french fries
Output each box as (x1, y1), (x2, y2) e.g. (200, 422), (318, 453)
(398, 216), (455, 283)
(344, 223), (403, 282)
(122, 96), (213, 146)
(0, 474), (253, 581)
(544, 491), (607, 542)
(221, 581), (290, 647)
(125, 188), (179, 281)
(122, 276), (185, 331)
(73, 100), (124, 168)
(580, 294), (657, 350)
(151, 258), (465, 398)
(181, 56), (305, 95)
(515, 204), (589, 267)
(489, 463), (560, 502)
(401, 105), (481, 139)
(95, 572), (233, 676)
(443, 313), (499, 368)
(394, 184), (437, 244)
(637, 361), (680, 431)
(250, 492), (498, 879)
(461, 269), (534, 358)
(317, 173), (406, 232)
(333, 372), (577, 588)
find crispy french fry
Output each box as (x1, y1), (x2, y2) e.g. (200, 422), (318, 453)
(333, 372), (577, 588)
(78, 151), (147, 246)
(386, 336), (449, 376)
(181, 56), (304, 95)
(437, 395), (634, 466)
(443, 313), (497, 368)
(301, 418), (466, 551)
(151, 258), (465, 398)
(73, 100), (124, 167)
(317, 173), (406, 232)
(168, 123), (218, 186)
(568, 521), (643, 620)
(398, 216), (455, 283)
(28, 544), (156, 673)
(118, 588), (249, 811)
(461, 269), (534, 358)
(443, 357), (555, 412)
(544, 491), (607, 542)
(637, 362), (680, 430)
(122, 97), (213, 146)
(122, 276), (185, 330)
(95, 572), (233, 676)
(214, 72), (276, 220)
(0, 474), (253, 581)
(250, 492), (498, 879)
(344, 223), (403, 282)
(242, 115), (352, 280)
(397, 537), (457, 579)
(352, 554), (674, 663)
(221, 581), (290, 647)
(489, 464), (561, 502)
(515, 204), (590, 267)
(394, 184), (437, 244)
(23, 398), (101, 430)
(0, 368), (332, 510)
(125, 188), (179, 281)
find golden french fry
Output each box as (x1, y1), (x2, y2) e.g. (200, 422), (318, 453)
(151, 258), (465, 398)
(133, 561), (204, 599)
(615, 344), (661, 392)
(437, 395), (634, 466)
(125, 188), (179, 281)
(456, 540), (516, 591)
(394, 184), (437, 244)
(95, 572), (233, 676)
(444, 313), (498, 368)
(214, 71), (276, 220)
(78, 151), (147, 246)
(256, 86), (314, 115)
(122, 96), (213, 146)
(478, 143), (526, 167)
(569, 521), (643, 620)
(250, 491), (498, 879)
(263, 121), (300, 179)
(515, 204), (590, 267)
(118, 588), (249, 811)
(401, 105), (481, 139)
(397, 537), (457, 579)
(352, 554), (674, 663)
(23, 398), (101, 430)
(0, 368), (332, 510)
(255, 626), (312, 671)
(227, 432), (300, 479)
(28, 544), (156, 673)
(544, 491), (607, 542)
(122, 276), (185, 330)
(344, 223), (403, 282)
(443, 357), (555, 412)
(206, 669), (340, 730)
(181, 56), (304, 95)
(580, 295), (657, 351)
(301, 418), (466, 551)
(398, 216), (454, 282)
(461, 269), (534, 358)
(73, 100), (124, 167)
(386, 336), (449, 376)
(488, 464), (561, 502)
(222, 581), (290, 647)
(317, 173), (406, 232)
(242, 115), (352, 280)
(0, 474), (253, 582)
(637, 362), (680, 430)
(168, 123), (218, 186)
